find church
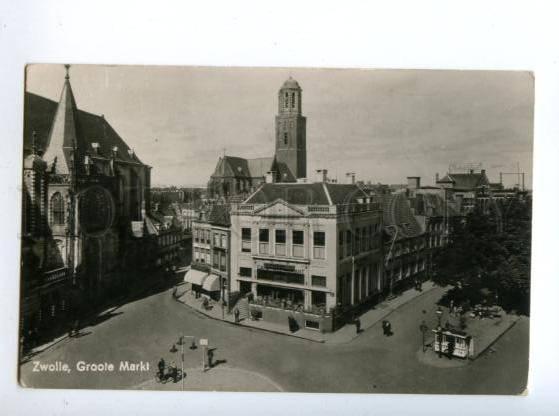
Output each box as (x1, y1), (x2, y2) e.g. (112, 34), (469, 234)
(21, 66), (152, 340)
(207, 77), (307, 199)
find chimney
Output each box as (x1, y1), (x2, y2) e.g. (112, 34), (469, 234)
(315, 169), (328, 183)
(407, 176), (421, 190)
(265, 171), (276, 184)
(435, 172), (439, 182)
(346, 172), (356, 184)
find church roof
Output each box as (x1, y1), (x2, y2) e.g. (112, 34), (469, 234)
(281, 77), (301, 90)
(23, 91), (145, 169)
(247, 157), (274, 178)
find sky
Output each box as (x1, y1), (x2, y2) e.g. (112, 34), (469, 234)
(25, 64), (534, 188)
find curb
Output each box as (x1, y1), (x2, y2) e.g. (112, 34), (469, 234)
(174, 295), (325, 343)
(468, 318), (519, 361)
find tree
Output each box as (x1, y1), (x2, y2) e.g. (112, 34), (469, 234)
(432, 195), (531, 315)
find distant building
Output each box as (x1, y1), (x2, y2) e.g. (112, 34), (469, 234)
(186, 204), (231, 301)
(207, 77), (307, 200)
(436, 169), (491, 213)
(229, 181), (384, 332)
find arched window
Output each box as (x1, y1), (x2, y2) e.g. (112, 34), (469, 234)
(51, 192), (65, 225)
(284, 92), (289, 108)
(291, 92), (295, 108)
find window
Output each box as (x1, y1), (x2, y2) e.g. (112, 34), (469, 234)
(291, 92), (295, 108)
(284, 92), (289, 108)
(213, 251), (219, 268)
(292, 230), (304, 257)
(284, 132), (288, 145)
(311, 275), (327, 287)
(241, 228), (251, 252)
(221, 235), (227, 249)
(213, 233), (219, 247)
(354, 229), (360, 254)
(259, 228), (269, 254)
(313, 231), (326, 259)
(346, 230), (352, 257)
(51, 192), (65, 225)
(239, 267), (252, 277)
(338, 231), (344, 259)
(220, 254), (226, 271)
(275, 229), (286, 256)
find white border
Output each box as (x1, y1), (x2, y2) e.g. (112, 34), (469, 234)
(1, 0), (558, 414)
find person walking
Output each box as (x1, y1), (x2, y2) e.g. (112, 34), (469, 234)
(157, 358), (166, 381)
(207, 349), (214, 369)
(382, 320), (388, 336)
(355, 317), (361, 334)
(234, 308), (240, 323)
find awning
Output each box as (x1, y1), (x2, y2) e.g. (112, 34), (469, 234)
(202, 274), (221, 292)
(184, 268), (209, 286)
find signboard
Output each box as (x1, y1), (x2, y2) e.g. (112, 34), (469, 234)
(199, 338), (208, 346)
(263, 263), (296, 272)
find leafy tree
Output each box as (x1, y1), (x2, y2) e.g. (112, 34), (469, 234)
(432, 195), (531, 315)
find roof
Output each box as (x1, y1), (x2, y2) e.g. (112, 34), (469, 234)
(244, 183), (368, 206)
(281, 77), (301, 90)
(207, 204), (231, 226)
(247, 157), (274, 178)
(381, 193), (423, 239)
(23, 91), (144, 168)
(437, 172), (490, 189)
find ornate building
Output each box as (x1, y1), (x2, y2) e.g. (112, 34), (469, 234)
(21, 66), (152, 341)
(207, 77), (307, 199)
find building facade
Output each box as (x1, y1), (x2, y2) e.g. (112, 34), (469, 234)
(21, 67), (151, 341)
(229, 182), (383, 332)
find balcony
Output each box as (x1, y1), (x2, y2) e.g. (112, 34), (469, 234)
(43, 267), (70, 286)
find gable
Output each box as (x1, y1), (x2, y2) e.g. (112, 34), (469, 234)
(253, 200), (305, 217)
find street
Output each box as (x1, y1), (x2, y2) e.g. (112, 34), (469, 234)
(20, 283), (529, 394)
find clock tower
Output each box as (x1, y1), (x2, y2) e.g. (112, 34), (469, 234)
(275, 77), (307, 180)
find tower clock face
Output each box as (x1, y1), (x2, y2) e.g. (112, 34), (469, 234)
(78, 185), (114, 236)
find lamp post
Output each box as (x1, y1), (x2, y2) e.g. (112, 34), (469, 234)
(170, 335), (197, 391)
(436, 306), (443, 327)
(419, 321), (429, 353)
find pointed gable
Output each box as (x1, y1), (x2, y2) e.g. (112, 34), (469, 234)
(254, 200), (305, 217)
(42, 74), (81, 174)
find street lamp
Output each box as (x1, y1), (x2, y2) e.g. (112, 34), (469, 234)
(419, 321), (429, 353)
(170, 335), (197, 391)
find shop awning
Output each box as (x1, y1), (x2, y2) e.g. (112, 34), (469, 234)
(184, 268), (209, 286)
(202, 274), (221, 292)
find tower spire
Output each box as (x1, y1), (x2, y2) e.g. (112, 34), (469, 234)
(42, 64), (81, 175)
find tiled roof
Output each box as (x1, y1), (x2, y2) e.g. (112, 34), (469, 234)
(245, 183), (368, 206)
(437, 172), (490, 189)
(247, 157), (274, 178)
(207, 204), (231, 226)
(23, 92), (144, 166)
(381, 193), (423, 239)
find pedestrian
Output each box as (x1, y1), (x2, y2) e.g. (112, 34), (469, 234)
(382, 320), (388, 336)
(386, 320), (393, 336)
(208, 349), (214, 369)
(234, 308), (240, 323)
(157, 358), (166, 381)
(355, 318), (361, 334)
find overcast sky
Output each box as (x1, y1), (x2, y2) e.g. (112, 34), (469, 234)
(25, 65), (533, 188)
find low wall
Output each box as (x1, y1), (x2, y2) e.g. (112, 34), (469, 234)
(249, 304), (334, 333)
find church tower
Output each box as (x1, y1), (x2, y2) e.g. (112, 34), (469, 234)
(275, 77), (307, 180)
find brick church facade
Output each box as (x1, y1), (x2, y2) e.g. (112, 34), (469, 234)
(207, 77), (307, 199)
(21, 66), (152, 341)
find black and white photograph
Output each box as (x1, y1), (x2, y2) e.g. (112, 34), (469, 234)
(18, 64), (533, 394)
